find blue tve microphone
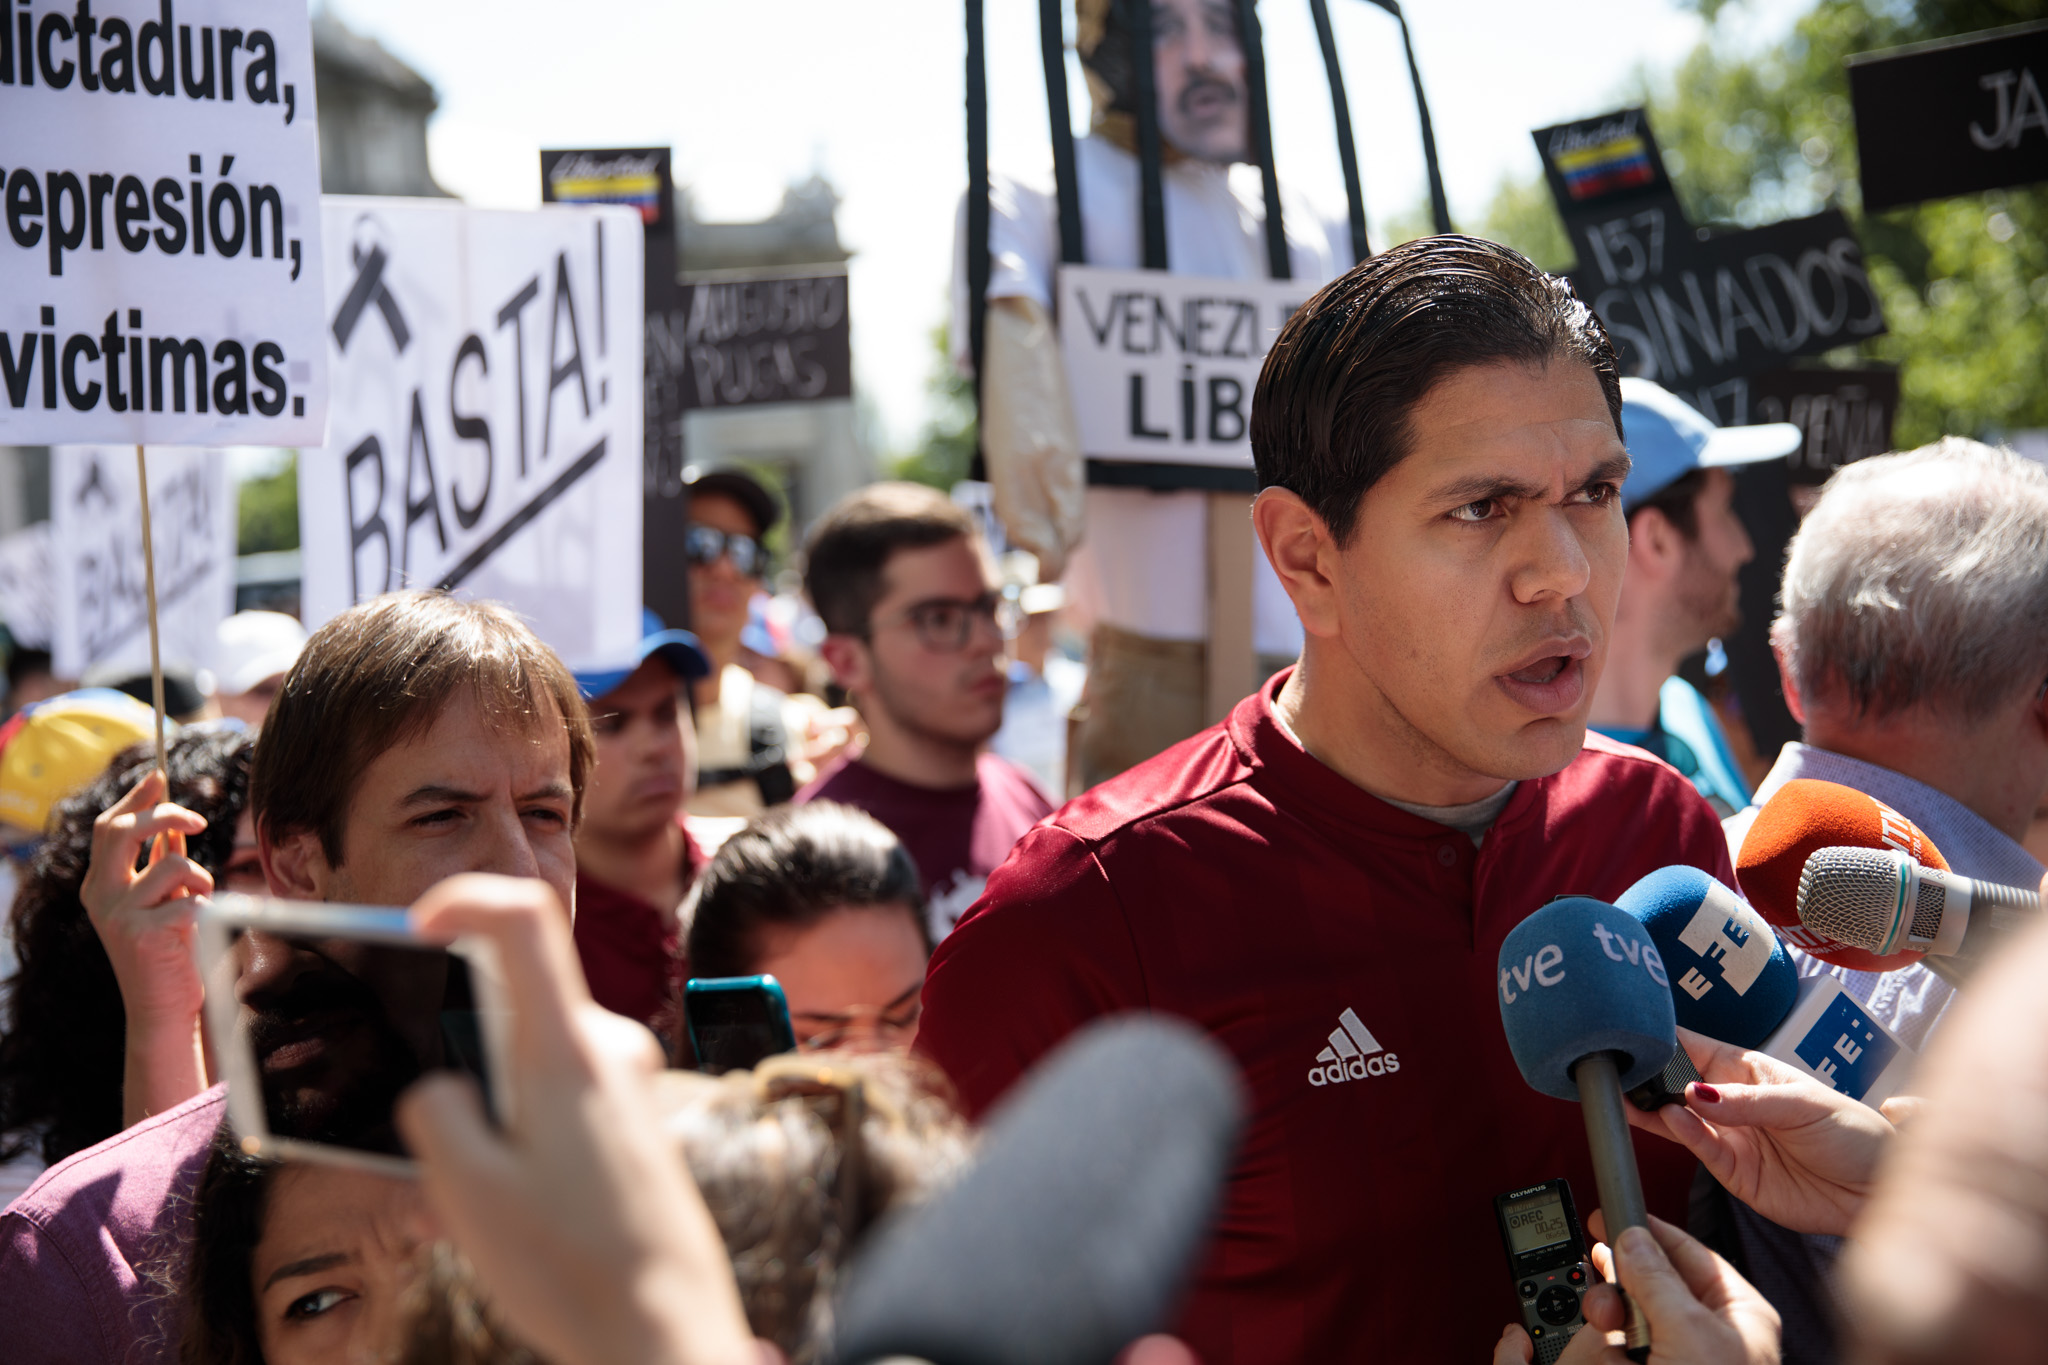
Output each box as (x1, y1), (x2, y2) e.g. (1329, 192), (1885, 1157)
(1499, 897), (1677, 1358)
(1615, 867), (1915, 1106)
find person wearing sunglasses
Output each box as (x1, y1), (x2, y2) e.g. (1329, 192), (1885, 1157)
(681, 465), (809, 820)
(798, 483), (1054, 944)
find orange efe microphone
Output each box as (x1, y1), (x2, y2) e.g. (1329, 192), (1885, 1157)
(1736, 778), (1949, 972)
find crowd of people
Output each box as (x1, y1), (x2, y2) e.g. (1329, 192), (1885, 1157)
(0, 229), (2040, 1365)
(0, 0), (2043, 1357)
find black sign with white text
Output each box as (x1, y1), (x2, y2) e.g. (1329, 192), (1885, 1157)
(1850, 21), (2048, 212)
(668, 270), (852, 413)
(1745, 367), (1900, 485)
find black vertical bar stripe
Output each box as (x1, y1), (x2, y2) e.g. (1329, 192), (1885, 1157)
(1124, 0), (1169, 270)
(1236, 0), (1288, 279)
(1309, 0), (1371, 262)
(965, 0), (992, 398)
(1040, 0), (1085, 264)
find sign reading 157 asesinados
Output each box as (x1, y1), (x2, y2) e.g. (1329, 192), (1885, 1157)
(1057, 265), (1309, 469)
(0, 0), (327, 445)
(298, 199), (644, 674)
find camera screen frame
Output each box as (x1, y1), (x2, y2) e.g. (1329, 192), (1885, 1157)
(198, 892), (512, 1178)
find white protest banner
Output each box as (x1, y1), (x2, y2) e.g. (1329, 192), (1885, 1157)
(0, 523), (54, 649)
(50, 445), (236, 677)
(0, 0), (327, 445)
(1056, 264), (1311, 469)
(299, 198), (643, 673)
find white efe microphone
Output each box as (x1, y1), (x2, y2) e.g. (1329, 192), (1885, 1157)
(1797, 846), (2039, 959)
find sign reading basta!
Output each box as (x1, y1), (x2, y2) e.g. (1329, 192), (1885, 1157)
(298, 199), (644, 673)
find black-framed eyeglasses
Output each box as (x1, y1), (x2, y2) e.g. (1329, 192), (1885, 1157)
(864, 591), (1017, 653)
(683, 523), (766, 577)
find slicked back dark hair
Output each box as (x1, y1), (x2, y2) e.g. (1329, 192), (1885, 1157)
(1251, 235), (1624, 544)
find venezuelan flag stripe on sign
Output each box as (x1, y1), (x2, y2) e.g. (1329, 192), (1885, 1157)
(1555, 135), (1656, 201)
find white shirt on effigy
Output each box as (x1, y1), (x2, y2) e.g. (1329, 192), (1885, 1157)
(954, 135), (1349, 657)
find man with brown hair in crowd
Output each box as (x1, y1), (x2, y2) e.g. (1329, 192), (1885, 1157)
(0, 590), (593, 1365)
(798, 483), (1054, 943)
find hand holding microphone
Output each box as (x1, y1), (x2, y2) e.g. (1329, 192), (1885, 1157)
(1499, 897), (1680, 1357)
(1627, 1030), (1893, 1238)
(1615, 867), (1902, 1236)
(1494, 1216), (1780, 1365)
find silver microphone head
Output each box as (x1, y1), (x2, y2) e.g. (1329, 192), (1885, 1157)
(1797, 846), (1925, 954)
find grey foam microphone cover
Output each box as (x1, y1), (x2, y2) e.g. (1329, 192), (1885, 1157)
(830, 1015), (1247, 1365)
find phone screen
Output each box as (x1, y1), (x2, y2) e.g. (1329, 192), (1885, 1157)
(687, 981), (795, 1074)
(216, 926), (495, 1158)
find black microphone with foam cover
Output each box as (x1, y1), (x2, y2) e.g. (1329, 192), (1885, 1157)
(1797, 845), (2039, 959)
(829, 1016), (1246, 1365)
(1499, 897), (1678, 1358)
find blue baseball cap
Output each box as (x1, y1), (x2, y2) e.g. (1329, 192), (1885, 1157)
(1619, 378), (1802, 511)
(573, 609), (711, 701)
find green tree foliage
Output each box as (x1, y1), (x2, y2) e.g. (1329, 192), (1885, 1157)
(237, 454), (299, 555)
(893, 321), (979, 490)
(1473, 0), (2048, 446)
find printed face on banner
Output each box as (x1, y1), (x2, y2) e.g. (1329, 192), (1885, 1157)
(0, 0), (327, 446)
(298, 199), (644, 674)
(1151, 0), (1248, 164)
(1056, 264), (1308, 469)
(49, 445), (236, 679)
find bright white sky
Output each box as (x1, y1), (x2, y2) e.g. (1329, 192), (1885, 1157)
(321, 0), (1806, 451)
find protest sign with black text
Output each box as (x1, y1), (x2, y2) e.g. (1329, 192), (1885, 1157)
(1056, 264), (1308, 474)
(0, 0), (327, 445)
(49, 444), (234, 677)
(298, 197), (643, 673)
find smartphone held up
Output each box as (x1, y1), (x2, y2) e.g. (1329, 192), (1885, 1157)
(197, 893), (513, 1177)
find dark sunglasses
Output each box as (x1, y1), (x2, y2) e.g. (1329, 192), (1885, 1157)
(683, 523), (767, 576)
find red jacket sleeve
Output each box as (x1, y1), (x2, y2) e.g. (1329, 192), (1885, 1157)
(916, 824), (1148, 1119)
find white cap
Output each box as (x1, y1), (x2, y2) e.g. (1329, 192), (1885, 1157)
(215, 610), (308, 695)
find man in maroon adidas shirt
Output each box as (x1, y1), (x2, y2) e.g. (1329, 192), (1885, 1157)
(919, 236), (1733, 1363)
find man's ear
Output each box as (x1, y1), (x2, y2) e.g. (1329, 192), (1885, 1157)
(260, 824), (332, 901)
(1627, 506), (1680, 580)
(817, 634), (872, 697)
(1252, 488), (1342, 639)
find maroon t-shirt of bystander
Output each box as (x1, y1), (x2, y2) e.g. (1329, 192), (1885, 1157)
(573, 816), (704, 1028)
(918, 672), (1733, 1365)
(796, 751), (1053, 941)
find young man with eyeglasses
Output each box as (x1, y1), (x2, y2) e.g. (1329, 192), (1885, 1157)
(797, 483), (1055, 942)
(682, 465), (807, 818)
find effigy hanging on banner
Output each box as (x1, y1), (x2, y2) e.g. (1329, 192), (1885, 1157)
(298, 197), (645, 674)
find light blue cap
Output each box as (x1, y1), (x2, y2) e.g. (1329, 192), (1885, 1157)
(1619, 378), (1802, 511)
(572, 608), (711, 701)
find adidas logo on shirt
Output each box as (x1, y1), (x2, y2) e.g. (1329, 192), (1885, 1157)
(1307, 1008), (1401, 1086)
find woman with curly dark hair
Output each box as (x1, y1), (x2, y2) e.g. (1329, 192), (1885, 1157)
(0, 727), (262, 1200)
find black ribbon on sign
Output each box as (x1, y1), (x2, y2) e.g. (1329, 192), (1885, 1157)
(331, 242), (412, 354)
